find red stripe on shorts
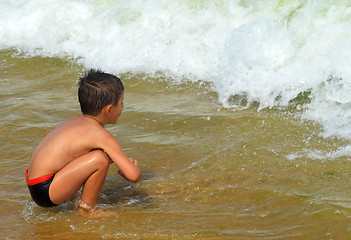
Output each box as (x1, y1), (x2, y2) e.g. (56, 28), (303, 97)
(26, 168), (54, 186)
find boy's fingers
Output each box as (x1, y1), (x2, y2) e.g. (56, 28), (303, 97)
(128, 158), (138, 166)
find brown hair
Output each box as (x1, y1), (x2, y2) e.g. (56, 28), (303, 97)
(78, 69), (124, 116)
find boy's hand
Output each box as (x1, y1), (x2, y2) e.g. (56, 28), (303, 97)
(129, 158), (138, 166)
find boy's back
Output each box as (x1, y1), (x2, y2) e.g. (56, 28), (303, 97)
(28, 115), (109, 180)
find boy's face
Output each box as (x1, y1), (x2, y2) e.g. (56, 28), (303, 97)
(109, 92), (124, 124)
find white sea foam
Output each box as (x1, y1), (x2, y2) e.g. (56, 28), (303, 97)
(1, 0), (351, 141)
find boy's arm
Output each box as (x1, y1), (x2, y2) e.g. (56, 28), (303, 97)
(100, 131), (142, 183)
(118, 158), (137, 180)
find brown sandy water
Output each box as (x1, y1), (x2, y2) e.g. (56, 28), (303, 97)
(1, 50), (351, 239)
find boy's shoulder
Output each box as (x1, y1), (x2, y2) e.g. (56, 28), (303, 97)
(57, 115), (112, 144)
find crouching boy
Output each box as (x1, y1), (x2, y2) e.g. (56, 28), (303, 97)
(26, 69), (141, 213)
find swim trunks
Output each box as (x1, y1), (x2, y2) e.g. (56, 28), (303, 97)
(26, 168), (58, 207)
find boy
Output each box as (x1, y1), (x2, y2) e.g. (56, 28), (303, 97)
(26, 69), (141, 213)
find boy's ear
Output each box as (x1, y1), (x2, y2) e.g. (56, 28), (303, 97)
(106, 104), (112, 112)
(102, 104), (113, 114)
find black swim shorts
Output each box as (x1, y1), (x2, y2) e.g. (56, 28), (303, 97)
(26, 169), (58, 207)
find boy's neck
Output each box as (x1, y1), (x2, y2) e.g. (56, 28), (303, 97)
(82, 114), (106, 127)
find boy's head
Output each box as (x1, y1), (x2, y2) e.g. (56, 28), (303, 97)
(78, 69), (124, 116)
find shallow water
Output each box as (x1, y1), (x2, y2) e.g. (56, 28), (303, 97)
(1, 50), (351, 239)
(2, 1), (351, 238)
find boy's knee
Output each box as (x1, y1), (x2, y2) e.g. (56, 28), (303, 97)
(91, 150), (110, 167)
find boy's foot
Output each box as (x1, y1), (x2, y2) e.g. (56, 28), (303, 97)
(77, 200), (118, 218)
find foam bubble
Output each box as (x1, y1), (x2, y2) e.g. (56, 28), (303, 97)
(2, 0), (351, 140)
(215, 19), (296, 109)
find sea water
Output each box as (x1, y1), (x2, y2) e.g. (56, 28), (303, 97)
(1, 0), (351, 239)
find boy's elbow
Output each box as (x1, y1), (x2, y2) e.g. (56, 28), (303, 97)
(129, 172), (142, 183)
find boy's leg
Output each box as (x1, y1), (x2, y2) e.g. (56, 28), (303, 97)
(49, 150), (110, 207)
